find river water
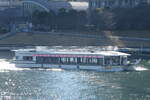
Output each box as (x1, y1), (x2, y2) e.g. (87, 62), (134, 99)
(0, 51), (150, 100)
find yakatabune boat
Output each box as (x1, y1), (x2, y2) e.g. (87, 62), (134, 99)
(13, 47), (140, 72)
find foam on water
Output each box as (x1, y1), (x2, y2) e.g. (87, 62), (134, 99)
(134, 66), (148, 71)
(0, 59), (28, 72)
(0, 59), (63, 72)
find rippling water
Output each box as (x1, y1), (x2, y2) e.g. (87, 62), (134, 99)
(0, 51), (150, 100)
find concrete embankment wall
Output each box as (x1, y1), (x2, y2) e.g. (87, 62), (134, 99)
(0, 45), (35, 51)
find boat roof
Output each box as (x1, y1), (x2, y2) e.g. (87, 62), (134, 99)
(13, 48), (130, 56)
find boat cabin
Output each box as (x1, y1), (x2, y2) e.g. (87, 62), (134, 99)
(14, 48), (130, 66)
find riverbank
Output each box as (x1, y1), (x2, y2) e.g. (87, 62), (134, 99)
(0, 30), (150, 47)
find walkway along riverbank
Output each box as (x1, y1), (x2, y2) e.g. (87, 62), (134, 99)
(0, 31), (150, 47)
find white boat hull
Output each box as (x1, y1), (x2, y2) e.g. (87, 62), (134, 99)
(15, 63), (125, 72)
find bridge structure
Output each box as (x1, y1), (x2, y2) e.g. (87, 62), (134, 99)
(21, 0), (88, 17)
(22, 0), (51, 13)
(21, 0), (52, 17)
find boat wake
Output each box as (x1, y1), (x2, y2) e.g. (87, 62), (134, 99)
(0, 59), (63, 72)
(133, 66), (148, 71)
(0, 59), (28, 72)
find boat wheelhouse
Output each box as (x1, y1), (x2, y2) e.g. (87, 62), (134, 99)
(13, 47), (132, 71)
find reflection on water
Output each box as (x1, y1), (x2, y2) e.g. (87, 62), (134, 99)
(0, 51), (149, 100)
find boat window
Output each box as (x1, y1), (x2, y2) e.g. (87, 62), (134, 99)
(15, 56), (19, 60)
(104, 56), (120, 65)
(23, 56), (33, 61)
(36, 57), (60, 64)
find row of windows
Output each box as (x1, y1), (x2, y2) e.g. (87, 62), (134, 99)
(21, 56), (126, 65)
(23, 56), (33, 61)
(35, 56), (126, 65)
(36, 57), (104, 65)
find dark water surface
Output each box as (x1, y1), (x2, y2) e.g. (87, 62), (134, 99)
(0, 51), (150, 100)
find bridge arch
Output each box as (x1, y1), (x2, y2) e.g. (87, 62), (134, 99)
(22, 0), (50, 14)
